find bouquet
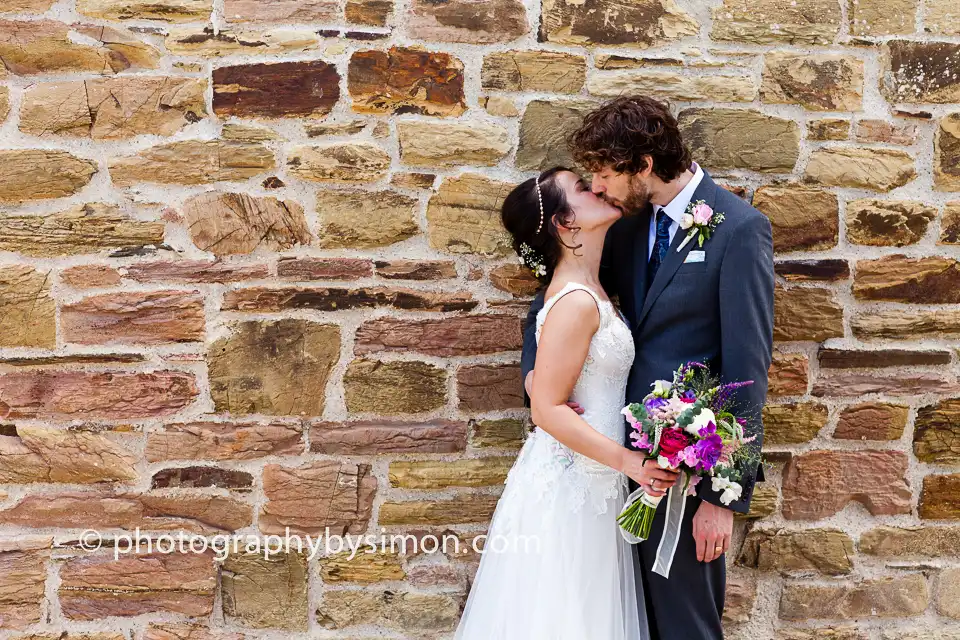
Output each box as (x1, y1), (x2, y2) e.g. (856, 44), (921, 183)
(616, 361), (758, 541)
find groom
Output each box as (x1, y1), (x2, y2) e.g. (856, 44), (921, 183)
(520, 96), (774, 639)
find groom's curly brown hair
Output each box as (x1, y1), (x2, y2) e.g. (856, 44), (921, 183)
(569, 95), (692, 183)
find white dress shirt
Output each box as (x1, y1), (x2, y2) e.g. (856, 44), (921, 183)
(647, 163), (705, 260)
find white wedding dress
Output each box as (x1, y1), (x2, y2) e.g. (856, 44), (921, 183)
(455, 282), (647, 640)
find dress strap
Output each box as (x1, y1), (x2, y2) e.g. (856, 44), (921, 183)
(535, 282), (607, 341)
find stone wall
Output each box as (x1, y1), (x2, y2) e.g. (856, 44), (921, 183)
(0, 0), (958, 638)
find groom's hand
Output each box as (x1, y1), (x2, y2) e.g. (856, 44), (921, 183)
(693, 501), (733, 563)
(524, 371), (584, 414)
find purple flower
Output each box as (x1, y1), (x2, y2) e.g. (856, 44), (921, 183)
(644, 397), (668, 413)
(736, 417), (747, 427)
(698, 421), (718, 438)
(694, 429), (723, 472)
(680, 389), (697, 403)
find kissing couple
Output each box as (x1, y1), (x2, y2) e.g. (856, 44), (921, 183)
(455, 95), (775, 640)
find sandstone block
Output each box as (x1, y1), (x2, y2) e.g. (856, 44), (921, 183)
(738, 528), (853, 575)
(182, 191), (311, 256)
(516, 99), (597, 172)
(344, 359), (447, 414)
(542, 0), (697, 47)
(0, 204), (164, 257)
(0, 371), (197, 420)
(761, 52), (863, 111)
(260, 461), (375, 535)
(21, 77), (206, 139)
(398, 121), (510, 167)
(915, 400), (960, 464)
(109, 141), (274, 186)
(378, 495), (499, 525)
(763, 403), (828, 445)
(482, 50), (586, 93)
(165, 26), (318, 57)
(0, 150), (97, 203)
(774, 286), (844, 342)
(0, 266), (55, 348)
(458, 363), (523, 412)
(783, 450), (911, 520)
(846, 200), (936, 246)
(349, 47), (465, 116)
(213, 60), (339, 119)
(805, 147), (916, 191)
(221, 551), (308, 630)
(752, 185), (838, 252)
(209, 319), (340, 416)
(935, 114), (960, 191)
(145, 419), (304, 462)
(780, 575), (928, 620)
(679, 108), (800, 173)
(711, 0), (840, 45)
(355, 315), (522, 357)
(287, 143), (390, 183)
(223, 0), (337, 22)
(883, 41), (960, 104)
(426, 174), (512, 255)
(0, 490), (250, 532)
(835, 403), (908, 441)
(854, 256), (960, 303)
(309, 420), (467, 454)
(389, 458), (514, 488)
(77, 0), (212, 21)
(407, 0), (527, 44)
(0, 425), (138, 484)
(315, 189), (418, 249)
(59, 551), (216, 620)
(62, 290), (205, 346)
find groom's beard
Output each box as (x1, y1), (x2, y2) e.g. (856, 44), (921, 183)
(620, 178), (651, 216)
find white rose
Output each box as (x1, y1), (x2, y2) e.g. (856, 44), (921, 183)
(657, 455), (675, 470)
(680, 213), (695, 230)
(684, 407), (716, 436)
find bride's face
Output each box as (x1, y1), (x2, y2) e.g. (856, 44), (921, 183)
(553, 170), (622, 232)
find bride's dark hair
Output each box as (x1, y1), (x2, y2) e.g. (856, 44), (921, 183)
(500, 166), (581, 285)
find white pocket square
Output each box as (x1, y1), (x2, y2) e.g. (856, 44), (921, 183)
(684, 250), (705, 264)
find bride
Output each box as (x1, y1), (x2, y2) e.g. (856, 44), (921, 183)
(455, 168), (678, 639)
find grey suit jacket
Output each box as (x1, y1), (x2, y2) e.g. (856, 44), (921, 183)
(520, 170), (775, 514)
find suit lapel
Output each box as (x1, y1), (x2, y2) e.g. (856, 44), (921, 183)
(635, 171), (719, 330)
(631, 205), (652, 326)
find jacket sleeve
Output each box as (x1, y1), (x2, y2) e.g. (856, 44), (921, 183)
(697, 212), (775, 514)
(520, 290), (547, 409)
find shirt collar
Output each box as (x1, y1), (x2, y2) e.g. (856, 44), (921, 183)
(654, 163), (704, 225)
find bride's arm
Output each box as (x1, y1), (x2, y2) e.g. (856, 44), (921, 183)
(528, 291), (636, 475)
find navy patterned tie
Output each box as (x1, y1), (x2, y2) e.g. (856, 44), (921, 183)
(647, 208), (672, 282)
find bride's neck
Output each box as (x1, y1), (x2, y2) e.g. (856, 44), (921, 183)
(553, 232), (605, 290)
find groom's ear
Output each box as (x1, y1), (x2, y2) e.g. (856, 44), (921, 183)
(638, 154), (655, 178)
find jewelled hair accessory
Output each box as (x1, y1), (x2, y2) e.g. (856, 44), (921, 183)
(534, 174), (545, 234)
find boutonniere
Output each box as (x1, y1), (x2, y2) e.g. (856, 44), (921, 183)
(677, 200), (724, 252)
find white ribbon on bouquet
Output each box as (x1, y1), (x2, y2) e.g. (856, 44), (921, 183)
(618, 474), (690, 579)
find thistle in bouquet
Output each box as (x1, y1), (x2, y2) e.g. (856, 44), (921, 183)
(616, 361), (760, 541)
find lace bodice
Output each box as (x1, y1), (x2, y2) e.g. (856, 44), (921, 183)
(504, 282), (636, 515)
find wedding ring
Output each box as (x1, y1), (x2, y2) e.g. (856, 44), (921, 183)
(714, 546), (724, 553)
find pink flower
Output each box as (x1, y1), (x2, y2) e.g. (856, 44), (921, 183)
(677, 445), (700, 468)
(621, 406), (639, 427)
(631, 431), (653, 452)
(692, 203), (713, 225)
(686, 474), (702, 496)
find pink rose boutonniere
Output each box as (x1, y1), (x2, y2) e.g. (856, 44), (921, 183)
(677, 199), (724, 252)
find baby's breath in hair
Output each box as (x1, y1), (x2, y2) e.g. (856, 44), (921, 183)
(519, 242), (547, 278)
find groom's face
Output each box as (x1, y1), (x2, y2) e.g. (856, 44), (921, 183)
(590, 167), (650, 216)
